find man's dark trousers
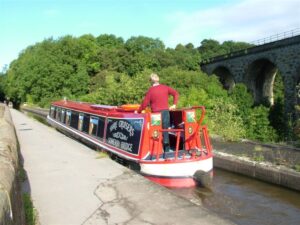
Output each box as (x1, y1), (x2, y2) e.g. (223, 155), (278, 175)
(161, 110), (170, 152)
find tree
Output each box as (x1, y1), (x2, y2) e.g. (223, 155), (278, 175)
(96, 34), (124, 48)
(198, 39), (221, 59)
(5, 36), (90, 107)
(125, 36), (165, 53)
(0, 72), (6, 102)
(198, 39), (253, 60)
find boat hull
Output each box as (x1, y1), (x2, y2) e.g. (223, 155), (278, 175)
(140, 157), (213, 188)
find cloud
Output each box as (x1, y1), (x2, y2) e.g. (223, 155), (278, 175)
(165, 0), (300, 47)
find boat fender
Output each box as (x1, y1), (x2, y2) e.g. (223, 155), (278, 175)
(193, 170), (213, 189)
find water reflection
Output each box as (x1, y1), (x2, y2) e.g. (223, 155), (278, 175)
(171, 169), (300, 225)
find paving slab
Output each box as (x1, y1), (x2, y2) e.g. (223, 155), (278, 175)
(10, 109), (232, 225)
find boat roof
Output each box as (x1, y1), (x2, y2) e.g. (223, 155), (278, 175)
(51, 100), (140, 115)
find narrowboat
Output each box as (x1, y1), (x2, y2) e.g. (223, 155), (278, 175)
(47, 100), (213, 188)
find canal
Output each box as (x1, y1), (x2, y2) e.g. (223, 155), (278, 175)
(22, 109), (300, 224)
(172, 168), (300, 225)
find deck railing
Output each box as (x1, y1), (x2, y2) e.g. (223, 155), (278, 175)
(201, 28), (300, 64)
(250, 28), (300, 46)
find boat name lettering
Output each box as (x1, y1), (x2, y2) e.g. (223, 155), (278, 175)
(112, 132), (128, 141)
(107, 138), (120, 148)
(107, 138), (133, 152)
(118, 120), (134, 136)
(109, 121), (118, 132)
(120, 142), (133, 152)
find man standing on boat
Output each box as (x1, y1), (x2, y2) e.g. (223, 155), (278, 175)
(137, 73), (179, 152)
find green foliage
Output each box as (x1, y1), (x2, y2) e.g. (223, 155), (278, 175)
(246, 105), (278, 142)
(253, 154), (265, 162)
(198, 39), (253, 59)
(125, 36), (165, 53)
(23, 193), (37, 225)
(81, 70), (150, 105)
(269, 72), (286, 141)
(96, 34), (124, 48)
(0, 72), (6, 101)
(205, 98), (246, 141)
(5, 36), (90, 107)
(228, 83), (278, 142)
(294, 164), (300, 172)
(229, 84), (253, 111)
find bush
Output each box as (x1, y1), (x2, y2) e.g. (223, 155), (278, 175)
(206, 98), (246, 141)
(245, 105), (278, 142)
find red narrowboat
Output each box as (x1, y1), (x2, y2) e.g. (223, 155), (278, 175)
(47, 100), (213, 188)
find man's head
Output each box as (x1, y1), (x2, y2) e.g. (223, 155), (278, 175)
(149, 73), (159, 84)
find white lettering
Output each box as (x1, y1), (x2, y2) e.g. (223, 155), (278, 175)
(118, 120), (134, 136)
(107, 138), (120, 148)
(121, 142), (133, 152)
(112, 132), (128, 141)
(109, 121), (118, 132)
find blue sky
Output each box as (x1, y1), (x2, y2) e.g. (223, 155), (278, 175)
(1, 0), (299, 70)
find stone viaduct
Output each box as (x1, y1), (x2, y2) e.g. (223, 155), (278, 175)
(200, 35), (300, 117)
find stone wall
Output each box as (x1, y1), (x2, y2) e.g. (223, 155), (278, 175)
(212, 138), (300, 191)
(0, 104), (24, 225)
(214, 152), (300, 191)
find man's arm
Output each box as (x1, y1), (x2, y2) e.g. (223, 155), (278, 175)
(138, 90), (151, 113)
(168, 87), (179, 109)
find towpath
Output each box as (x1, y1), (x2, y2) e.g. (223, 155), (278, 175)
(10, 109), (232, 225)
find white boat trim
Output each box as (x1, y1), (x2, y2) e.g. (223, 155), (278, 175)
(140, 157), (213, 177)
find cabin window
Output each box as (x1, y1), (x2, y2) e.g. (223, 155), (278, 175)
(82, 114), (90, 133)
(56, 108), (61, 121)
(97, 117), (105, 140)
(61, 109), (66, 123)
(66, 110), (71, 126)
(70, 111), (79, 129)
(89, 116), (98, 136)
(50, 106), (56, 118)
(78, 113), (84, 131)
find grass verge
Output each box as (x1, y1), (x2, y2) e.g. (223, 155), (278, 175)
(22, 193), (37, 225)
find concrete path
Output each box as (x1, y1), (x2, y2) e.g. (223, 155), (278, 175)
(10, 109), (233, 225)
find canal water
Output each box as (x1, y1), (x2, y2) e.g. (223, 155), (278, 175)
(22, 110), (300, 224)
(172, 169), (300, 225)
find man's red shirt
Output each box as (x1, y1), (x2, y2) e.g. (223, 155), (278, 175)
(138, 84), (179, 113)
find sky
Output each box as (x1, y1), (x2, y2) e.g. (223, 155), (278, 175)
(1, 0), (300, 70)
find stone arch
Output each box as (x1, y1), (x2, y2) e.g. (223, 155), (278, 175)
(212, 66), (235, 90)
(245, 58), (279, 106)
